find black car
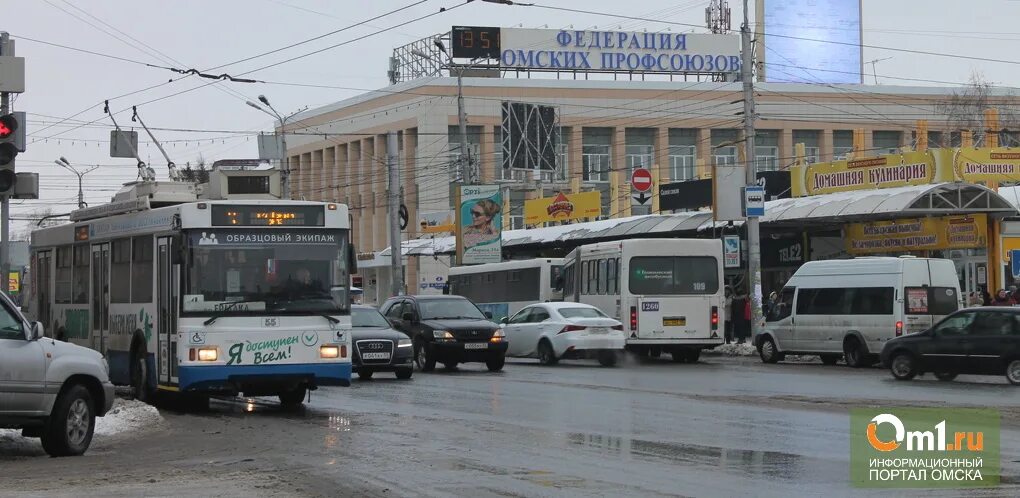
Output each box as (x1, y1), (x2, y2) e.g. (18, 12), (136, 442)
(352, 305), (414, 380)
(881, 306), (1020, 385)
(380, 295), (508, 372)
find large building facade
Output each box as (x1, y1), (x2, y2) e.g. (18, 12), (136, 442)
(283, 76), (1020, 304)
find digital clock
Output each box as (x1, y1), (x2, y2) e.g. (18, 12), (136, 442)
(211, 205), (325, 227)
(451, 26), (501, 60)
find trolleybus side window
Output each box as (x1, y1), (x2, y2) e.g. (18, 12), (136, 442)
(598, 259), (607, 295)
(132, 236), (153, 303)
(629, 256), (719, 295)
(72, 245), (89, 304)
(111, 238), (132, 303)
(606, 259), (617, 295)
(55, 246), (72, 304)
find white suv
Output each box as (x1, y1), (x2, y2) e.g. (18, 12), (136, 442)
(0, 291), (115, 456)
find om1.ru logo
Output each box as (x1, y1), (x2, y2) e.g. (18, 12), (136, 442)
(868, 413), (983, 452)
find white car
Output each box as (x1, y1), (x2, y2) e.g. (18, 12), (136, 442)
(501, 302), (625, 367)
(0, 291), (115, 457)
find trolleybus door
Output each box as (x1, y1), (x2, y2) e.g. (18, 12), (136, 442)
(91, 243), (110, 355)
(156, 237), (178, 385)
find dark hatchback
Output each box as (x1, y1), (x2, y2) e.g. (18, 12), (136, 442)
(881, 307), (1020, 385)
(380, 295), (507, 372)
(352, 305), (414, 380)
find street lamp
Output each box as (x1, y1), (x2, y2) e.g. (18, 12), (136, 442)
(246, 96), (291, 198)
(412, 42), (473, 184)
(54, 156), (98, 209)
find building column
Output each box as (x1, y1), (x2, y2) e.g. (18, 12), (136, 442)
(780, 129), (794, 169)
(480, 124), (495, 183)
(312, 149), (324, 201)
(695, 128), (710, 178)
(656, 127), (670, 184)
(356, 139), (368, 250)
(613, 127), (630, 218)
(819, 129), (834, 163)
(568, 126), (582, 186)
(300, 152), (312, 199)
(335, 143), (348, 203)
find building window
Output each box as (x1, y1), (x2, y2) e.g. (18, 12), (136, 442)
(711, 129), (739, 166)
(873, 130), (902, 153)
(582, 145), (610, 182)
(754, 146), (779, 172)
(833, 130), (853, 159)
(793, 130), (821, 164)
(669, 147), (696, 181)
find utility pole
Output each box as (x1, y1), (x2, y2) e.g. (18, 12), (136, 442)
(455, 64), (471, 184)
(741, 0), (763, 335)
(387, 131), (403, 296)
(54, 157), (98, 209)
(1, 32), (11, 287)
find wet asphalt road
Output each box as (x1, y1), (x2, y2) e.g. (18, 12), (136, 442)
(3, 354), (1020, 497)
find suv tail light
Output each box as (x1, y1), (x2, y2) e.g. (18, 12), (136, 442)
(711, 306), (719, 330)
(559, 324), (586, 334)
(895, 320), (903, 337)
(630, 306), (637, 331)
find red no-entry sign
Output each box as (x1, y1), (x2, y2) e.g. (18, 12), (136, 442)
(631, 167), (652, 192)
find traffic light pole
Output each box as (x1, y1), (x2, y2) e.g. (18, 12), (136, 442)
(1, 32), (12, 290)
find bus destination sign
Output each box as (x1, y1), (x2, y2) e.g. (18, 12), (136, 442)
(211, 205), (325, 227)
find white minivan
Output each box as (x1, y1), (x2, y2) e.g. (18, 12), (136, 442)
(754, 256), (962, 367)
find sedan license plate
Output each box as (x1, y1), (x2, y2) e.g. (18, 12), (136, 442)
(362, 352), (390, 360)
(663, 317), (686, 327)
(464, 342), (489, 349)
(589, 327), (609, 334)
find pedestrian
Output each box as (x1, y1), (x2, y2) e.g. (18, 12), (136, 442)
(723, 286), (734, 344)
(764, 291), (779, 318)
(991, 289), (1015, 306)
(982, 288), (992, 306)
(967, 292), (983, 307)
(731, 287), (751, 344)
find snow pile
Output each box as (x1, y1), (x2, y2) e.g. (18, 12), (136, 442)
(95, 398), (163, 436)
(708, 342), (757, 356)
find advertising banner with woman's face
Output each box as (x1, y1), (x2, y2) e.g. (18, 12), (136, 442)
(457, 185), (502, 265)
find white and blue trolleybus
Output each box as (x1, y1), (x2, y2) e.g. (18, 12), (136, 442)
(28, 181), (355, 406)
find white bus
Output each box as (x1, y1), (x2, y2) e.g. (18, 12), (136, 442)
(447, 258), (565, 322)
(563, 239), (724, 362)
(29, 185), (355, 406)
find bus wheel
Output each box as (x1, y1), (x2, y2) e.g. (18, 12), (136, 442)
(684, 349), (701, 363)
(649, 347), (662, 359)
(670, 350), (686, 363)
(279, 387), (307, 408)
(597, 351), (617, 367)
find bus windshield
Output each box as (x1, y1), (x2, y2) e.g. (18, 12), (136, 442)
(629, 256), (719, 295)
(183, 229), (349, 315)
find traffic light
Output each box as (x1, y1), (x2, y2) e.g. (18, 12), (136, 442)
(0, 112), (20, 194)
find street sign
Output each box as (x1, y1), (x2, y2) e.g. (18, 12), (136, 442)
(631, 167), (652, 192)
(743, 186), (765, 217)
(1012, 250), (1020, 279)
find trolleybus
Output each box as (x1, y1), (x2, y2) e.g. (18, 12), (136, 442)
(29, 184), (354, 406)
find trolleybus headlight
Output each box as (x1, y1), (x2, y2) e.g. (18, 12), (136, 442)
(320, 344), (340, 358)
(197, 347), (218, 361)
(397, 338), (412, 348)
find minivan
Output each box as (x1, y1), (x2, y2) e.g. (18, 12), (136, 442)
(754, 256), (961, 367)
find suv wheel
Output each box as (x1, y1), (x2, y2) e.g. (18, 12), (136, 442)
(820, 354), (840, 366)
(395, 368), (413, 380)
(41, 384), (95, 457)
(415, 339), (436, 372)
(1007, 359), (1020, 385)
(486, 355), (506, 372)
(934, 371), (958, 381)
(890, 352), (917, 380)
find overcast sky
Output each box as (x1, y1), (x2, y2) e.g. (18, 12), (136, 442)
(6, 0), (1020, 232)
